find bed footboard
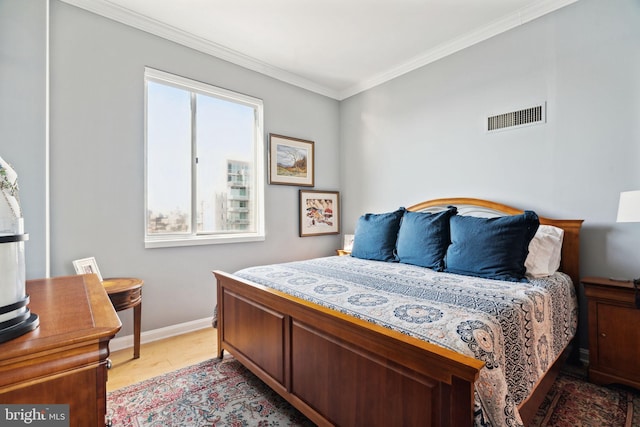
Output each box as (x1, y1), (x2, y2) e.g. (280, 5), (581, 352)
(214, 270), (484, 427)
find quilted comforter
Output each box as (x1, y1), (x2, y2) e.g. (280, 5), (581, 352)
(235, 255), (577, 427)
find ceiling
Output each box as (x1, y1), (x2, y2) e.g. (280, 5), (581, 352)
(60, 0), (578, 100)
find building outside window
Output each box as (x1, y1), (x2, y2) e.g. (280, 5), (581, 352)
(144, 68), (264, 248)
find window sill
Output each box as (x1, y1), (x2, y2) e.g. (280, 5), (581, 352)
(145, 233), (265, 248)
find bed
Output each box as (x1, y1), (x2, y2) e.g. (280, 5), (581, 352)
(213, 198), (583, 426)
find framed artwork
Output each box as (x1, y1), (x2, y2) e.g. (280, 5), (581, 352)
(299, 190), (340, 237)
(72, 257), (103, 282)
(269, 134), (314, 186)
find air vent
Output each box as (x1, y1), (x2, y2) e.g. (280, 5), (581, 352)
(487, 103), (546, 132)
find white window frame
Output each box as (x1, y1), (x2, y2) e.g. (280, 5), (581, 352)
(144, 68), (265, 248)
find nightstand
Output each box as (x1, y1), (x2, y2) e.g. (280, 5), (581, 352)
(102, 277), (143, 359)
(583, 276), (640, 389)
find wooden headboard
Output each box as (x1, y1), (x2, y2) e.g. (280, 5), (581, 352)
(408, 197), (584, 287)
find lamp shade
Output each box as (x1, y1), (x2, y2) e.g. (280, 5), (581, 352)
(617, 190), (640, 222)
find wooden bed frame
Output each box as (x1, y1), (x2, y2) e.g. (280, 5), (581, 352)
(213, 198), (583, 426)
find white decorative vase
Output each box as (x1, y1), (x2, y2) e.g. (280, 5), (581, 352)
(0, 156), (38, 342)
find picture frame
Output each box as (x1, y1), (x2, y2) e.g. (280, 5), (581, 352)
(299, 190), (340, 237)
(343, 234), (355, 251)
(72, 257), (103, 282)
(269, 134), (314, 186)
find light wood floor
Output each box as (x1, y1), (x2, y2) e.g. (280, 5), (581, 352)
(107, 327), (218, 391)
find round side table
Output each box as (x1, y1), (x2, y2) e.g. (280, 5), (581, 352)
(102, 277), (143, 359)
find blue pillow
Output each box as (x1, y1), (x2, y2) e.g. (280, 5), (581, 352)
(396, 207), (457, 271)
(351, 208), (405, 262)
(444, 211), (540, 282)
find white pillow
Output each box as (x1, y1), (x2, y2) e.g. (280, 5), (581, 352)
(525, 225), (564, 278)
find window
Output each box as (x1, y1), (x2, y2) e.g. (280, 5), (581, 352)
(144, 68), (264, 248)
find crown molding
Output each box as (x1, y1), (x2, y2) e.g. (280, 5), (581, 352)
(59, 0), (578, 101)
(338, 0), (579, 100)
(58, 0), (340, 99)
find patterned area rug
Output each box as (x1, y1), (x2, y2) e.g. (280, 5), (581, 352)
(107, 357), (314, 426)
(108, 357), (640, 426)
(529, 366), (640, 427)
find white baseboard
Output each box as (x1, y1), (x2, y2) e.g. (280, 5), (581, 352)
(109, 317), (214, 353)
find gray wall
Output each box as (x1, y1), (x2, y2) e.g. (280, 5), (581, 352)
(4, 0), (639, 351)
(48, 1), (340, 335)
(0, 0), (49, 279)
(340, 0), (640, 349)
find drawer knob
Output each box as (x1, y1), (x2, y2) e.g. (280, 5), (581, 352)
(106, 358), (113, 369)
(601, 332), (607, 338)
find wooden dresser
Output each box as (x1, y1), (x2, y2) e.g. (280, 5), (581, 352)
(583, 276), (640, 390)
(0, 274), (122, 426)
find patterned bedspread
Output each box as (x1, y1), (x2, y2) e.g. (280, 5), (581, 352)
(234, 256), (577, 427)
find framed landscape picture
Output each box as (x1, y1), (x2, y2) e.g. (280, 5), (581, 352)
(299, 190), (340, 237)
(269, 134), (314, 186)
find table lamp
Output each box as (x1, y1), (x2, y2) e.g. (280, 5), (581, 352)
(617, 190), (640, 307)
(617, 190), (640, 223)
